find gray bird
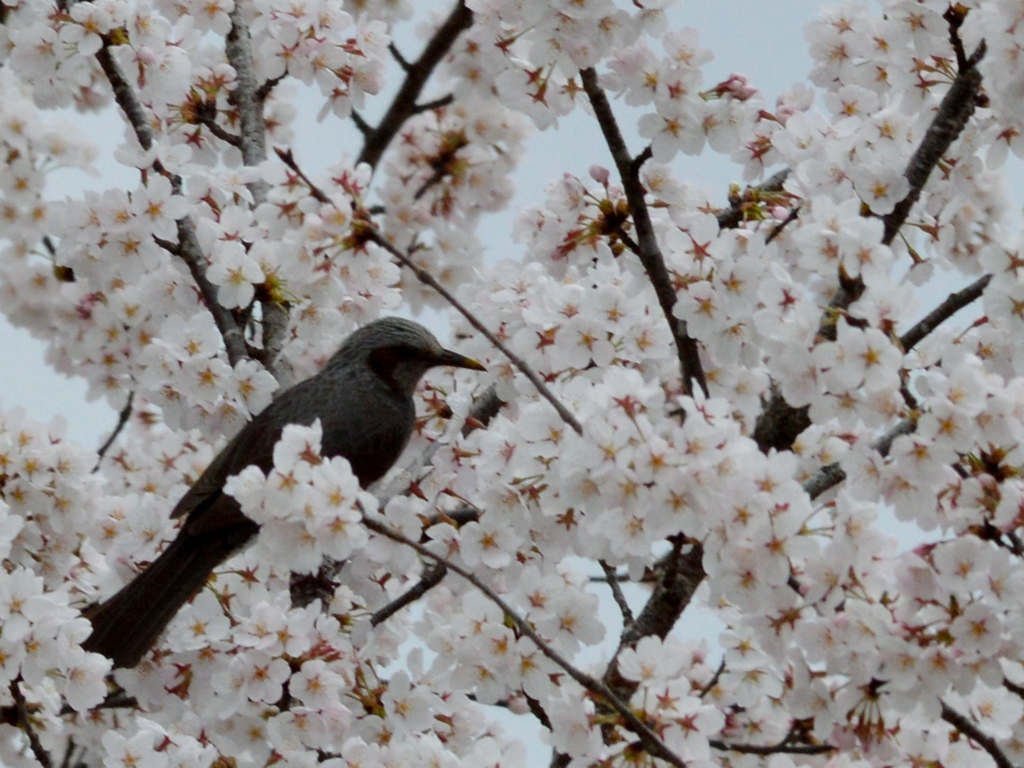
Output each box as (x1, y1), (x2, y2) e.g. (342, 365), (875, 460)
(82, 318), (485, 668)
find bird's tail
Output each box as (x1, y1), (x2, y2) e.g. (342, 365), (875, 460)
(81, 524), (254, 669)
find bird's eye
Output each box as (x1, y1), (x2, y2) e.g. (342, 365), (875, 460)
(368, 344), (419, 380)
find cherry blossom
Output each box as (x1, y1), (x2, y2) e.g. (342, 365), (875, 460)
(2, 1), (1024, 767)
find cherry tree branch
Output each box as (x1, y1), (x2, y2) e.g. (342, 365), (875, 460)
(579, 67), (707, 398)
(10, 679), (53, 768)
(940, 700), (1015, 768)
(226, 9), (269, 184)
(881, 42), (986, 245)
(802, 417), (916, 501)
(753, 38), (987, 455)
(357, 1), (474, 171)
(900, 273), (992, 353)
(175, 221), (249, 366)
(599, 560), (634, 627)
(698, 659), (725, 698)
(603, 539), (706, 701)
(709, 738), (833, 756)
(370, 563), (448, 626)
(93, 391), (134, 471)
(361, 516), (689, 768)
(801, 266), (992, 501)
(226, 8), (291, 376)
(93, 37), (248, 366)
(716, 168), (791, 231)
(94, 46), (155, 152)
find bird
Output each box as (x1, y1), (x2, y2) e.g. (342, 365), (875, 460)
(82, 317), (485, 668)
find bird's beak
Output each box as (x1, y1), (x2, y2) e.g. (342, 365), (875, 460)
(437, 348), (486, 371)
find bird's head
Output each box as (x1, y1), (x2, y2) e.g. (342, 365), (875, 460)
(332, 317), (485, 397)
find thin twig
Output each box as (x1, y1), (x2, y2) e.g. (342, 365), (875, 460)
(599, 560), (634, 627)
(802, 417), (916, 500)
(10, 679), (53, 768)
(361, 516), (688, 768)
(59, 737), (78, 768)
(579, 67), (707, 397)
(1005, 531), (1024, 557)
(1004, 677), (1024, 701)
(255, 75), (285, 103)
(765, 205), (800, 245)
(275, 147), (331, 203)
(351, 110), (372, 137)
(709, 738), (834, 756)
(59, 690), (138, 716)
(940, 700), (1015, 768)
(388, 42), (410, 71)
(196, 114), (242, 147)
(698, 659), (725, 698)
(716, 168), (791, 231)
(370, 563), (448, 626)
(94, 44), (155, 152)
(93, 391), (134, 471)
(603, 539), (705, 703)
(172, 220), (248, 366)
(413, 94), (455, 114)
(802, 271), (994, 497)
(900, 273), (991, 352)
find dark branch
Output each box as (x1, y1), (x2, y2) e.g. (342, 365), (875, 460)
(752, 42), (986, 456)
(388, 42), (410, 71)
(716, 168), (791, 231)
(351, 109), (372, 137)
(94, 44), (154, 152)
(765, 205), (800, 244)
(371, 563), (447, 626)
(709, 738), (833, 756)
(802, 417), (915, 500)
(413, 94), (455, 114)
(358, 1), (474, 171)
(93, 391), (134, 471)
(698, 659), (725, 699)
(275, 147), (331, 203)
(580, 67), (707, 397)
(172, 221), (248, 366)
(255, 75), (285, 103)
(603, 539), (705, 702)
(95, 36), (247, 366)
(881, 43), (986, 245)
(900, 273), (991, 352)
(941, 700), (1015, 768)
(599, 560), (634, 627)
(196, 114), (242, 147)
(10, 679), (53, 768)
(362, 516), (688, 768)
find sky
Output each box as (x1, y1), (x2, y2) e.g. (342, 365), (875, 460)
(0, 1), (826, 449)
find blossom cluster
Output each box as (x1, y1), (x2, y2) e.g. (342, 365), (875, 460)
(6, 0), (1024, 767)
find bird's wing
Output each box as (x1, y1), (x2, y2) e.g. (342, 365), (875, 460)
(170, 407), (283, 521)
